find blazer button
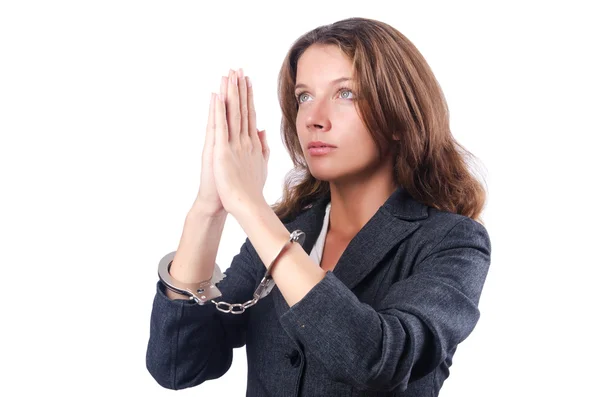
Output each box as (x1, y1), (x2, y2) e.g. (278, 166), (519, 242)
(285, 349), (301, 368)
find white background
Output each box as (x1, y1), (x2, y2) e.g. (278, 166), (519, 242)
(1, 1), (598, 396)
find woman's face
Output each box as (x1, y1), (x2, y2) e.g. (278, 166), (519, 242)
(295, 44), (383, 185)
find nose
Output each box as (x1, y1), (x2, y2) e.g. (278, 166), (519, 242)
(305, 98), (332, 132)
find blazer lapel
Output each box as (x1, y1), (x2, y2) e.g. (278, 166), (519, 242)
(271, 185), (428, 316)
(331, 211), (420, 290)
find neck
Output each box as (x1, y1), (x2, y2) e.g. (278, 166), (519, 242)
(327, 158), (398, 240)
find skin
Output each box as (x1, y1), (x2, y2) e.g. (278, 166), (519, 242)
(195, 53), (400, 307)
(294, 44), (398, 241)
(211, 69), (270, 219)
(210, 68), (327, 307)
(210, 46), (398, 241)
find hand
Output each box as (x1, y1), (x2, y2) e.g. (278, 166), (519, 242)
(193, 81), (226, 217)
(212, 68), (270, 218)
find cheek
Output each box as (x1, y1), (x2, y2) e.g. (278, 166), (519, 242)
(296, 112), (310, 141)
(297, 106), (310, 118)
(295, 110), (305, 130)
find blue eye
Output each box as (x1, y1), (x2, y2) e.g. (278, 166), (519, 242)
(296, 92), (310, 104)
(295, 88), (354, 104)
(339, 89), (354, 99)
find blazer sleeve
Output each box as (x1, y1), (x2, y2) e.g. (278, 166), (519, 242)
(146, 237), (262, 390)
(278, 217), (492, 393)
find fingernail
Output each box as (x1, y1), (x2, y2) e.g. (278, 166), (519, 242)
(238, 68), (244, 78)
(230, 70), (237, 86)
(246, 76), (252, 87)
(218, 93), (225, 102)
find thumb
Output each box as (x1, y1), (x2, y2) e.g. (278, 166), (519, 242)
(257, 129), (270, 159)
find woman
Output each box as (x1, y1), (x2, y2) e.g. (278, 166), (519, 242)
(146, 17), (491, 396)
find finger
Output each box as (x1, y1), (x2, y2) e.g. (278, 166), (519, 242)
(226, 69), (241, 147)
(220, 75), (228, 103)
(237, 69), (249, 142)
(205, 92), (216, 150)
(215, 91), (229, 149)
(258, 129), (270, 160)
(218, 75), (228, 145)
(246, 75), (260, 149)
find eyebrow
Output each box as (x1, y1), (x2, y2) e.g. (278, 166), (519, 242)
(294, 77), (352, 91)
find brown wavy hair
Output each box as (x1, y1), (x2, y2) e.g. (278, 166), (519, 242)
(270, 17), (487, 224)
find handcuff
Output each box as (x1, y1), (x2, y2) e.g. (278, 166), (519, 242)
(158, 230), (306, 314)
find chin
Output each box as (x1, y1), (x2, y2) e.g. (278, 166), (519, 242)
(308, 172), (331, 182)
(308, 168), (341, 182)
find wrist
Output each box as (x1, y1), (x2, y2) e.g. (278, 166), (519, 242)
(232, 197), (269, 224)
(188, 202), (228, 220)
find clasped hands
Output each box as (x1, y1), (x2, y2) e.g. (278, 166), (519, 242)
(203, 68), (270, 219)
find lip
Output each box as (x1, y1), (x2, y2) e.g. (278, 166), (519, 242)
(308, 140), (337, 149)
(308, 147), (336, 156)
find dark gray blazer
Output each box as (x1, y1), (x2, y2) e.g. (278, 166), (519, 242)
(146, 186), (491, 396)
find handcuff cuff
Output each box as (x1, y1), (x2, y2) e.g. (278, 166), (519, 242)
(158, 230), (305, 314)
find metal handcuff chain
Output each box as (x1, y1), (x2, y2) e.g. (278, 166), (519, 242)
(158, 230), (306, 314)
